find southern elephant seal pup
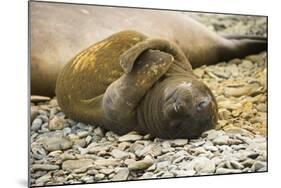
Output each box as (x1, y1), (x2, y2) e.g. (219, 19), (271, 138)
(56, 30), (218, 139)
(30, 2), (267, 96)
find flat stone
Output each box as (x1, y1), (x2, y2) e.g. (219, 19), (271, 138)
(216, 168), (242, 174)
(59, 153), (76, 161)
(213, 135), (229, 145)
(156, 161), (170, 170)
(87, 145), (110, 154)
(203, 145), (218, 152)
(31, 95), (51, 103)
(62, 159), (94, 170)
(77, 131), (89, 138)
(32, 164), (60, 171)
(110, 149), (129, 159)
(43, 137), (73, 152)
(170, 139), (188, 147)
(95, 159), (122, 166)
(112, 168), (129, 181)
(141, 172), (154, 179)
(252, 161), (266, 171)
(119, 133), (143, 142)
(224, 126), (253, 136)
(161, 171), (174, 178)
(202, 129), (225, 140)
(174, 169), (196, 176)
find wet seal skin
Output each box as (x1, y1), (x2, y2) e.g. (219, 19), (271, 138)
(56, 30), (218, 139)
(30, 2), (267, 96)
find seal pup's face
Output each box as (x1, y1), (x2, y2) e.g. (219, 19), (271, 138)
(162, 79), (218, 139)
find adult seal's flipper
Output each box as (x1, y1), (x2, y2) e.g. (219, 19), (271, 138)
(223, 35), (267, 61)
(102, 49), (173, 134)
(120, 39), (192, 73)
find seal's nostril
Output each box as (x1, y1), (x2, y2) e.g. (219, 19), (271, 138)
(197, 99), (210, 111)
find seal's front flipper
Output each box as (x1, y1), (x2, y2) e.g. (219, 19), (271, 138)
(102, 49), (173, 134)
(69, 94), (105, 125)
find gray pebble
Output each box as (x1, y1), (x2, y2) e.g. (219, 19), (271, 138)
(63, 127), (72, 136)
(128, 156), (154, 171)
(216, 168), (242, 174)
(193, 157), (216, 174)
(62, 159), (94, 170)
(119, 134), (143, 142)
(141, 172), (154, 179)
(94, 127), (104, 137)
(170, 139), (188, 147)
(112, 168), (129, 181)
(31, 118), (43, 131)
(95, 173), (105, 181)
(77, 131), (89, 138)
(252, 161), (266, 171)
(35, 173), (51, 185)
(32, 164), (60, 171)
(43, 137), (73, 152)
(204, 145), (218, 152)
(173, 169), (196, 176)
(156, 161), (170, 170)
(94, 159), (122, 167)
(213, 135), (229, 145)
(81, 176), (94, 183)
(230, 160), (244, 169)
(110, 149), (129, 159)
(32, 145), (46, 160)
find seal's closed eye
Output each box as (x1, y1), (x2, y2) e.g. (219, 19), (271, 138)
(196, 98), (211, 111)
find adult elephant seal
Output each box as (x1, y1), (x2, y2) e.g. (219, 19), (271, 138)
(56, 30), (218, 139)
(30, 2), (267, 96)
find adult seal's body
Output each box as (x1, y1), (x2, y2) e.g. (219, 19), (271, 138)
(30, 2), (267, 96)
(56, 30), (218, 139)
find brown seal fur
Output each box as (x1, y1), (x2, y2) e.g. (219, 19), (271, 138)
(56, 30), (218, 139)
(30, 2), (267, 96)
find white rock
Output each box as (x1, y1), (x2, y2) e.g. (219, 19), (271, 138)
(193, 157), (216, 174)
(32, 164), (60, 171)
(112, 168), (129, 181)
(119, 134), (143, 142)
(62, 159), (94, 170)
(110, 149), (129, 159)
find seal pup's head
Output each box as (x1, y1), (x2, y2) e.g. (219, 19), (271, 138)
(141, 76), (218, 139)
